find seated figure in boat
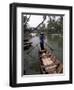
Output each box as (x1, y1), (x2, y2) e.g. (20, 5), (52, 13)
(40, 32), (45, 50)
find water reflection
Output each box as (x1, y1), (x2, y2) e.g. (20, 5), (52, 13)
(24, 32), (63, 75)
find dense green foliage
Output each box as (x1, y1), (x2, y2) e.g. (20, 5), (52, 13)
(38, 16), (63, 34)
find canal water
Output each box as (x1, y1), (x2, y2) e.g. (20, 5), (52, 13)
(23, 33), (63, 75)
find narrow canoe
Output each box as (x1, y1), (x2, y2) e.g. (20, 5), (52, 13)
(39, 49), (63, 74)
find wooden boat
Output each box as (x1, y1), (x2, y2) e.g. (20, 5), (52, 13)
(39, 49), (63, 74)
(24, 42), (32, 50)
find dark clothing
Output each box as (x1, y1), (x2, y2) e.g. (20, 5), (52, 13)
(40, 42), (44, 50)
(40, 34), (45, 50)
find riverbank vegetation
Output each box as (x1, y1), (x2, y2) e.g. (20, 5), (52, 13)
(22, 14), (63, 75)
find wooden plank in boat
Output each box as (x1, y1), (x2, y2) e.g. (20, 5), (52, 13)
(56, 64), (63, 73)
(39, 49), (63, 74)
(42, 58), (53, 66)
